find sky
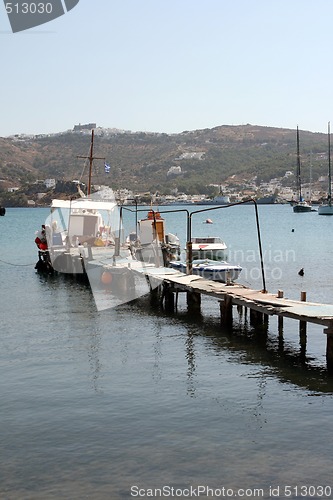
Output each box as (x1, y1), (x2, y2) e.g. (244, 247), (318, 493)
(1, 0), (333, 137)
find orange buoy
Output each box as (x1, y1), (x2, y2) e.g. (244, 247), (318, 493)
(101, 271), (113, 285)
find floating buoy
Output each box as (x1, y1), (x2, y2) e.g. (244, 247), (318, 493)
(101, 271), (113, 285)
(291, 228), (295, 232)
(298, 268), (304, 277)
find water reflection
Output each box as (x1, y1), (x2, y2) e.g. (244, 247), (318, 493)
(36, 273), (333, 396)
(137, 299), (333, 395)
(185, 331), (196, 397)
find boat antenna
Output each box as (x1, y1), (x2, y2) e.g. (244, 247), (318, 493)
(77, 129), (105, 196)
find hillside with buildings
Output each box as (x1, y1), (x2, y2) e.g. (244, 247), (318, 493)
(0, 123), (331, 206)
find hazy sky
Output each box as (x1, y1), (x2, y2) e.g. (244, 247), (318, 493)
(1, 0), (332, 137)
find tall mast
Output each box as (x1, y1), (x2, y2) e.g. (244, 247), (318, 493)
(77, 129), (105, 196)
(296, 126), (302, 201)
(328, 121), (332, 205)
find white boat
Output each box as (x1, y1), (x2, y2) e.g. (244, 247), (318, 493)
(127, 209), (180, 265)
(169, 259), (242, 282)
(318, 122), (333, 215)
(191, 236), (227, 260)
(46, 194), (123, 274)
(196, 187), (230, 205)
(36, 130), (129, 275)
(293, 126), (312, 213)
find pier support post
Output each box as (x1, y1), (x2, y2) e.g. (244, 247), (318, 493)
(299, 292), (307, 357)
(250, 309), (264, 326)
(220, 295), (233, 326)
(162, 283), (175, 313)
(164, 288), (175, 313)
(324, 322), (333, 372)
(237, 305), (243, 317)
(187, 291), (201, 312)
(150, 284), (161, 307)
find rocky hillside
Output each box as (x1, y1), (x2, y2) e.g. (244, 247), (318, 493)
(0, 124), (330, 196)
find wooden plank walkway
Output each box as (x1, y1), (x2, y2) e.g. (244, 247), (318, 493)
(127, 263), (333, 370)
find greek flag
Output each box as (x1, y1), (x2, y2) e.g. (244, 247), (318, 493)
(104, 163), (110, 174)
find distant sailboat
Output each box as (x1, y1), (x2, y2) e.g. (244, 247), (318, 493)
(293, 126), (312, 213)
(318, 122), (333, 215)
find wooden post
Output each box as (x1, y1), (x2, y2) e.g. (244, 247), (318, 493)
(299, 291), (307, 358)
(186, 241), (193, 275)
(278, 314), (284, 351)
(324, 322), (333, 372)
(164, 287), (175, 312)
(220, 295), (233, 326)
(161, 283), (175, 312)
(187, 291), (201, 312)
(250, 308), (264, 326)
(277, 290), (284, 298)
(150, 283), (161, 307)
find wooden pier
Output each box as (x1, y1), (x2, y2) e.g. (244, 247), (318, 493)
(126, 263), (333, 371)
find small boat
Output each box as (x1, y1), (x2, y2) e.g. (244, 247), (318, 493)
(195, 186), (230, 205)
(169, 259), (242, 282)
(318, 122), (333, 215)
(191, 236), (227, 260)
(205, 218), (213, 224)
(293, 126), (312, 213)
(128, 209), (180, 265)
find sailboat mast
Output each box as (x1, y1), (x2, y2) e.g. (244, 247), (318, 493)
(88, 129), (94, 196)
(77, 129), (105, 197)
(296, 126), (302, 201)
(328, 122), (332, 205)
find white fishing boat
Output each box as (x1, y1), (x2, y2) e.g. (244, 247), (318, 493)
(46, 193), (124, 274)
(169, 259), (242, 283)
(191, 236), (227, 260)
(318, 122), (333, 215)
(35, 130), (129, 276)
(128, 209), (180, 265)
(293, 126), (312, 213)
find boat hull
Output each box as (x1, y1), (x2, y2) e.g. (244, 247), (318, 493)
(293, 203), (312, 213)
(170, 259), (242, 282)
(318, 204), (333, 215)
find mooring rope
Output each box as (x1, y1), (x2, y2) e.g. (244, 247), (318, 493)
(0, 258), (36, 267)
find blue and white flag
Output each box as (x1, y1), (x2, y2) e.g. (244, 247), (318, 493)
(104, 163), (110, 174)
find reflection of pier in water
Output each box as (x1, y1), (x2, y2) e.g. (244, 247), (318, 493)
(129, 263), (333, 373)
(164, 304), (333, 395)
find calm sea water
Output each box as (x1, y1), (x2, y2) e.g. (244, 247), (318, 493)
(1, 205), (333, 500)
